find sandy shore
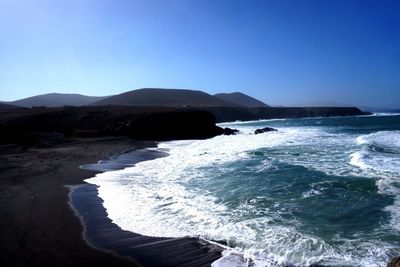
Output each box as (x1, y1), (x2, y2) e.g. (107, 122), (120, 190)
(71, 184), (223, 267)
(0, 137), (223, 267)
(0, 138), (151, 267)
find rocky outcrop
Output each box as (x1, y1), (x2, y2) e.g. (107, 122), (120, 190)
(116, 110), (227, 140)
(222, 128), (239, 135)
(254, 127), (277, 134)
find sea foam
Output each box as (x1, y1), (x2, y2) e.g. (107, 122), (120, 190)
(85, 117), (400, 267)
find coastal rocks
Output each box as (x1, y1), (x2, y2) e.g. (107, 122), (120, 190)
(122, 110), (231, 140)
(1, 106), (232, 142)
(254, 127), (277, 134)
(388, 257), (400, 267)
(222, 127), (239, 135)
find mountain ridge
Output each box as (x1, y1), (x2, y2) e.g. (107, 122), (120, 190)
(9, 93), (106, 108)
(214, 92), (269, 107)
(91, 88), (238, 107)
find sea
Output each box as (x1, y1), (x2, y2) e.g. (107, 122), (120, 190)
(85, 114), (400, 267)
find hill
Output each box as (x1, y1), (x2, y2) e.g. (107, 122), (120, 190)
(91, 88), (237, 107)
(214, 92), (269, 107)
(0, 103), (20, 110)
(9, 93), (106, 108)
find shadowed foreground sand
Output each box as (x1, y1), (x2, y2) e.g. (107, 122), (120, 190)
(0, 138), (147, 267)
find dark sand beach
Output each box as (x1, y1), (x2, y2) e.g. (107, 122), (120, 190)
(71, 184), (222, 267)
(0, 137), (222, 267)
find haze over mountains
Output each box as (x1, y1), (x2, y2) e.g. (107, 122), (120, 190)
(4, 88), (270, 108)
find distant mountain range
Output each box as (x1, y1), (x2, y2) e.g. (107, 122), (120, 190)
(91, 88), (237, 107)
(5, 89), (389, 112)
(4, 88), (270, 108)
(7, 93), (106, 108)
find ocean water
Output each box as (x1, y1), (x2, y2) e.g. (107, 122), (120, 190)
(85, 114), (400, 267)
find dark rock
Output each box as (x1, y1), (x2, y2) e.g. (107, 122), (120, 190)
(0, 124), (37, 145)
(119, 110), (225, 140)
(388, 257), (400, 267)
(222, 127), (239, 135)
(0, 106), (228, 143)
(254, 127), (278, 134)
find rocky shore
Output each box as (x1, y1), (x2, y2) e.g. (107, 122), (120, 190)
(0, 105), (383, 267)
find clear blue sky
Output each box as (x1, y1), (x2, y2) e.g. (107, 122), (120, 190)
(1, 0), (399, 107)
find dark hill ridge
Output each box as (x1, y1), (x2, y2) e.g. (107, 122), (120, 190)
(0, 106), (232, 144)
(0, 103), (20, 110)
(91, 88), (237, 107)
(214, 92), (269, 107)
(9, 93), (106, 108)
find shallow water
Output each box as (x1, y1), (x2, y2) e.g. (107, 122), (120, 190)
(86, 114), (400, 266)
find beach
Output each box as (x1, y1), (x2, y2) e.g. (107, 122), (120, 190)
(0, 137), (144, 266)
(1, 115), (400, 267)
(0, 137), (224, 267)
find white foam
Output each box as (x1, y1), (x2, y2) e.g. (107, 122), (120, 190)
(356, 131), (400, 151)
(372, 112), (400, 117)
(218, 118), (288, 127)
(211, 249), (291, 267)
(349, 151), (371, 170)
(85, 124), (400, 266)
(301, 185), (323, 198)
(351, 131), (400, 175)
(351, 131), (400, 234)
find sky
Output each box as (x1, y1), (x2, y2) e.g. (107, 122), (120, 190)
(0, 0), (399, 108)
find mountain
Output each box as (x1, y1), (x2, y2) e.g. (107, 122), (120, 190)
(9, 93), (106, 108)
(91, 88), (237, 107)
(214, 92), (269, 107)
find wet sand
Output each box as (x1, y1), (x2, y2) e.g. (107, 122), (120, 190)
(71, 184), (222, 267)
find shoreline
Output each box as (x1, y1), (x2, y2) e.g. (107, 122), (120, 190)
(70, 142), (224, 267)
(0, 137), (224, 267)
(65, 184), (142, 267)
(0, 137), (151, 267)
(69, 184), (223, 267)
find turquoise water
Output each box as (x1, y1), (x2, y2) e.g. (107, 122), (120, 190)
(86, 114), (400, 266)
